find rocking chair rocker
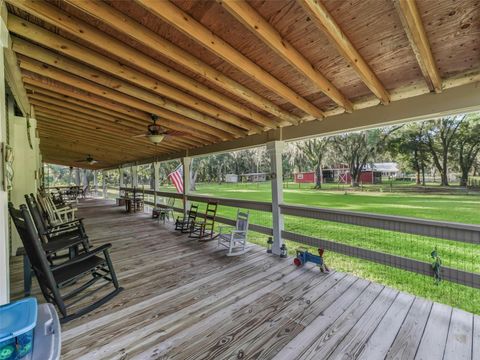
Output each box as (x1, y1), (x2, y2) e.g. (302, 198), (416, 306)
(175, 203), (199, 233)
(217, 209), (251, 256)
(189, 201), (218, 241)
(9, 204), (123, 323)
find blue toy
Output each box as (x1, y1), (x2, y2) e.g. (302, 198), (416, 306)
(294, 247), (329, 273)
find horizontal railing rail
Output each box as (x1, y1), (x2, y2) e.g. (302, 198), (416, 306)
(280, 203), (480, 244)
(282, 230), (480, 288)
(119, 186), (480, 289)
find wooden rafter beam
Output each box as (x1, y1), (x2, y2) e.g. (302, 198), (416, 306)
(36, 116), (172, 155)
(26, 85), (205, 147)
(297, 0), (390, 104)
(25, 85), (151, 130)
(36, 123), (159, 157)
(219, 0), (353, 112)
(63, 0), (300, 125)
(23, 77), (152, 123)
(7, 20), (255, 136)
(11, 0), (282, 129)
(136, 0), (325, 119)
(40, 137), (141, 160)
(29, 93), (202, 148)
(394, 0), (442, 93)
(18, 58), (222, 143)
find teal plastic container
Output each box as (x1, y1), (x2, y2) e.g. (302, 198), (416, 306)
(0, 298), (37, 360)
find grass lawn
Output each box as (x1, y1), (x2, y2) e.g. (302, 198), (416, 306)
(148, 181), (480, 313)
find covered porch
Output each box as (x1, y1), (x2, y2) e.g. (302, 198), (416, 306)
(0, 0), (479, 358)
(9, 198), (479, 359)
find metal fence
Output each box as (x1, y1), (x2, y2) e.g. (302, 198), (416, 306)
(119, 187), (480, 291)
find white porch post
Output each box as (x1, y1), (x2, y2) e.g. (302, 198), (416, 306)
(132, 163), (138, 188)
(153, 161), (160, 206)
(93, 170), (98, 197)
(182, 157), (191, 215)
(102, 170), (107, 199)
(119, 166), (124, 190)
(267, 141), (285, 255)
(0, 6), (10, 304)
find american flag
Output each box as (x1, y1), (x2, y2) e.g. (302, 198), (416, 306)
(168, 164), (184, 193)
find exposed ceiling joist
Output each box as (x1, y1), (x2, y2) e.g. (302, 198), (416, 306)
(62, 0), (300, 125)
(297, 0), (390, 105)
(18, 58), (224, 143)
(8, 22), (255, 137)
(23, 79), (154, 124)
(136, 0), (326, 119)
(394, 0), (442, 93)
(218, 0), (353, 112)
(7, 1), (277, 131)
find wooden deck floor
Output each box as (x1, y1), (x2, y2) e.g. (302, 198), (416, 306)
(9, 199), (480, 360)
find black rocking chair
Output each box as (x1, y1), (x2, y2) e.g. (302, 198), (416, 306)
(175, 203), (199, 233)
(189, 201), (218, 241)
(9, 203), (123, 323)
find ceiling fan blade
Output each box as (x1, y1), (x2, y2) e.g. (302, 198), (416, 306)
(132, 133), (148, 138)
(166, 130), (189, 137)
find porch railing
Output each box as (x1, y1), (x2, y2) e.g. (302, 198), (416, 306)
(119, 187), (480, 291)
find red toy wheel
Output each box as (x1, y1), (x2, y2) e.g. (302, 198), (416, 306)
(293, 258), (302, 267)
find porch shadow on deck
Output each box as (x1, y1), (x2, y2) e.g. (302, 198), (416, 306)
(9, 199), (479, 360)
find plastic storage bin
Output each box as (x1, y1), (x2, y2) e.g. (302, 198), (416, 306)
(23, 304), (61, 360)
(0, 298), (38, 360)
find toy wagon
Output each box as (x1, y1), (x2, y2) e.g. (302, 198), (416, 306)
(293, 247), (329, 273)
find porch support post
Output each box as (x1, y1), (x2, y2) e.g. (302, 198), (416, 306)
(119, 166), (124, 190)
(182, 157), (192, 215)
(102, 170), (107, 199)
(267, 141), (285, 255)
(0, 3), (10, 304)
(132, 163), (138, 188)
(93, 170), (98, 197)
(153, 161), (160, 206)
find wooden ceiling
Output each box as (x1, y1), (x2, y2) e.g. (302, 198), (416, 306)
(4, 0), (480, 169)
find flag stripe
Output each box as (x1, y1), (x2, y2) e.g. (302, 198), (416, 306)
(168, 165), (184, 193)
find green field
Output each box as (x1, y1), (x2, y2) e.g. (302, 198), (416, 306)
(159, 181), (479, 314)
(125, 180), (480, 313)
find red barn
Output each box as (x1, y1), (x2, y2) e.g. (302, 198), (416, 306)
(294, 170), (382, 184)
(294, 172), (315, 183)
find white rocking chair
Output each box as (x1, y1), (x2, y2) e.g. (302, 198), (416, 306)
(217, 210), (251, 256)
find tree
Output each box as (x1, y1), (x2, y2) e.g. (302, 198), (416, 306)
(454, 116), (480, 187)
(387, 123), (429, 185)
(296, 138), (330, 188)
(424, 116), (464, 186)
(334, 127), (399, 187)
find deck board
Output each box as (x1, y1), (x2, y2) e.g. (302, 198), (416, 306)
(8, 199), (476, 359)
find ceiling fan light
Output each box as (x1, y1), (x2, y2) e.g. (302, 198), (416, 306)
(148, 134), (165, 144)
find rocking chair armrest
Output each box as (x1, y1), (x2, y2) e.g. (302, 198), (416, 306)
(230, 229), (247, 234)
(43, 237), (87, 254)
(46, 220), (84, 235)
(218, 225), (234, 233)
(51, 243), (112, 271)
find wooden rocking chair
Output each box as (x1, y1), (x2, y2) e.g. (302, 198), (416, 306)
(175, 203), (199, 233)
(189, 202), (218, 241)
(217, 209), (251, 256)
(9, 204), (122, 323)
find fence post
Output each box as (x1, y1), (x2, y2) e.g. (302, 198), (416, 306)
(182, 157), (192, 215)
(267, 141), (285, 256)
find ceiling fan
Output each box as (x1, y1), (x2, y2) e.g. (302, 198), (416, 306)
(75, 155), (98, 165)
(133, 114), (186, 144)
